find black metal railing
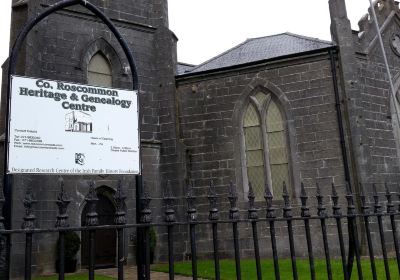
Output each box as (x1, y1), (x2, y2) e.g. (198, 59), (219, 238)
(0, 179), (400, 280)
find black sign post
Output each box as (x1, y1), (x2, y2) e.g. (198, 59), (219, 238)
(2, 1), (143, 279)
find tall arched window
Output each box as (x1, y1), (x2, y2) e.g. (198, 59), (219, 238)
(242, 91), (290, 200)
(88, 52), (112, 87)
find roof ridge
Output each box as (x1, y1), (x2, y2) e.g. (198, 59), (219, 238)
(243, 32), (332, 45)
(244, 32), (291, 41)
(190, 38), (252, 72)
(178, 62), (196, 67)
(284, 32), (332, 45)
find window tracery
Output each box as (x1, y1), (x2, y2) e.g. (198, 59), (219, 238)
(242, 91), (290, 200)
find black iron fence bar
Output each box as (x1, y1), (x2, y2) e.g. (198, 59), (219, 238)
(248, 185), (262, 280)
(143, 226), (151, 280)
(136, 177), (145, 280)
(186, 181), (198, 280)
(208, 181), (220, 280)
(251, 221), (262, 280)
(0, 194), (4, 280)
(167, 224), (174, 280)
(316, 184), (333, 280)
(229, 182), (242, 280)
(269, 215), (280, 277)
(140, 186), (152, 280)
(231, 215), (241, 280)
(164, 181), (176, 280)
(116, 228), (124, 280)
(58, 232), (65, 280)
(282, 183), (298, 280)
(300, 183), (315, 280)
(389, 208), (400, 275)
(88, 230), (96, 280)
(265, 189), (280, 280)
(114, 180), (127, 280)
(331, 183), (349, 280)
(85, 181), (99, 280)
(211, 220), (220, 280)
(22, 186), (36, 280)
(385, 184), (400, 275)
(360, 187), (377, 280)
(189, 224), (198, 280)
(25, 231), (33, 280)
(55, 178), (71, 280)
(373, 184), (391, 280)
(345, 183), (363, 280)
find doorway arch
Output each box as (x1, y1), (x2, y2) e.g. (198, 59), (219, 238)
(81, 187), (116, 268)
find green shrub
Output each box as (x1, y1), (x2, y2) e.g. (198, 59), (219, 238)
(55, 231), (81, 273)
(57, 231), (81, 260)
(149, 226), (157, 252)
(150, 227), (157, 263)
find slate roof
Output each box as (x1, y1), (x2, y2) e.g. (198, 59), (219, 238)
(177, 62), (196, 75)
(181, 32), (333, 75)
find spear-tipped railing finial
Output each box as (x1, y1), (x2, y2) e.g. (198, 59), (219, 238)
(186, 180), (197, 222)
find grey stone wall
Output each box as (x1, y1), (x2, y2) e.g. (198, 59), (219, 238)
(175, 52), (350, 258)
(176, 53), (346, 197)
(351, 0), (400, 188)
(357, 58), (400, 186)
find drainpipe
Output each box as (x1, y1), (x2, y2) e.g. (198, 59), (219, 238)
(328, 49), (351, 184)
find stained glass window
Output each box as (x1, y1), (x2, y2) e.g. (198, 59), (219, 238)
(243, 92), (290, 200)
(267, 100), (290, 198)
(244, 104), (265, 200)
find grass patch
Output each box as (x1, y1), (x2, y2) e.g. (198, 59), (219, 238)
(152, 258), (399, 280)
(33, 273), (115, 280)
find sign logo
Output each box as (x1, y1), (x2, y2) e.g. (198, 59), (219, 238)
(75, 153), (85, 165)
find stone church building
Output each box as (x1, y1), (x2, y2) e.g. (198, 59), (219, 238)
(1, 0), (400, 277)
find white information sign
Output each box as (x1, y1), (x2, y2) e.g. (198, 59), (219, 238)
(8, 75), (140, 175)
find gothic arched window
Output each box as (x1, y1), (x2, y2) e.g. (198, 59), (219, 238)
(242, 91), (290, 200)
(88, 52), (112, 87)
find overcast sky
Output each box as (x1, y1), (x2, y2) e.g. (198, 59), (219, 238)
(168, 0), (371, 64)
(0, 0), (371, 79)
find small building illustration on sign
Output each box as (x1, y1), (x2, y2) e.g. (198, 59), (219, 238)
(65, 111), (93, 133)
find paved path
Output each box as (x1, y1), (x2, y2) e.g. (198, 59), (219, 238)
(96, 266), (196, 280)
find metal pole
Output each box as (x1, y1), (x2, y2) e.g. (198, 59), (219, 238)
(116, 230), (124, 279)
(24, 233), (32, 280)
(58, 232), (65, 280)
(251, 222), (262, 280)
(88, 230), (96, 280)
(136, 175), (145, 280)
(368, 0), (400, 127)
